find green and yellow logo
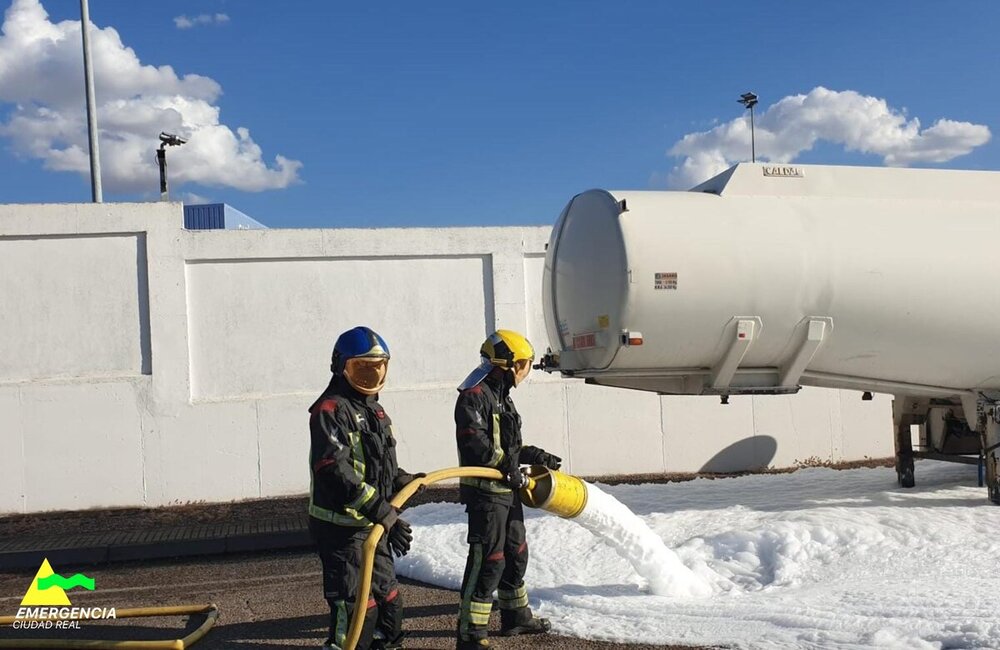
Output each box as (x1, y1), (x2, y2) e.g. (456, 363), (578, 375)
(13, 559), (114, 630)
(20, 558), (95, 606)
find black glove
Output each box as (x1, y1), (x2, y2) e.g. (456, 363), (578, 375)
(505, 467), (527, 490)
(380, 508), (413, 557)
(394, 472), (427, 494)
(537, 451), (562, 470)
(521, 445), (561, 470)
(499, 449), (522, 489)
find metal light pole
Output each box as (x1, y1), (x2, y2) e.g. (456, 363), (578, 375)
(157, 132), (187, 201)
(738, 92), (759, 163)
(79, 0), (102, 202)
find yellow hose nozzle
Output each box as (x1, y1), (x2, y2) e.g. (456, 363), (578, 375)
(518, 465), (589, 519)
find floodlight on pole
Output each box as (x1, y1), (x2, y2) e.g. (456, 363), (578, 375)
(157, 132), (187, 201)
(737, 91), (759, 163)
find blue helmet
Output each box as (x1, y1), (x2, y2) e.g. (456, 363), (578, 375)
(331, 326), (391, 375)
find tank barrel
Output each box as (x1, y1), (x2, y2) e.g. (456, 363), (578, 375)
(542, 164), (1000, 397)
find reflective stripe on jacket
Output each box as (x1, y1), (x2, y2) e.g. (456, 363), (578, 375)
(308, 376), (400, 527)
(455, 368), (521, 504)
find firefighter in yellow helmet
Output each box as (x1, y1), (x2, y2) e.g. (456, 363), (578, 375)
(454, 330), (561, 649)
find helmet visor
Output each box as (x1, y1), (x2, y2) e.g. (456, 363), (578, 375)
(344, 357), (389, 395)
(512, 357), (533, 386)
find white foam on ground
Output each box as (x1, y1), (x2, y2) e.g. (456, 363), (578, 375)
(571, 482), (714, 598)
(396, 461), (1000, 648)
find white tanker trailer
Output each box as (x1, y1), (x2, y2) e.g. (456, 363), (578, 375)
(539, 163), (1000, 503)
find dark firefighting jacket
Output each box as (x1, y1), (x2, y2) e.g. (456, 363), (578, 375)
(455, 367), (548, 505)
(308, 376), (410, 528)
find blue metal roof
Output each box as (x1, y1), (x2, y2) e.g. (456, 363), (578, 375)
(183, 203), (267, 230)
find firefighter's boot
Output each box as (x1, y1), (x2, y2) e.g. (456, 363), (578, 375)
(372, 631), (406, 649)
(499, 607), (551, 636)
(456, 620), (490, 650)
(455, 634), (490, 649)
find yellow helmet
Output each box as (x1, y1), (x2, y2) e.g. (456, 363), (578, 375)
(481, 329), (534, 368)
(458, 330), (535, 390)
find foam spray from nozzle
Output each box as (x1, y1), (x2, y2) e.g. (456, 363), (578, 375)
(516, 465), (713, 598)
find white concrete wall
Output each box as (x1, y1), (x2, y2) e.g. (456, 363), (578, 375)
(0, 202), (894, 514)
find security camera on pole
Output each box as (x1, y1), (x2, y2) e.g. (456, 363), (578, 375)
(157, 132), (187, 201)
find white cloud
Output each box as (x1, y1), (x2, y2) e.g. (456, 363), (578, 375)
(0, 0), (299, 194)
(174, 13), (229, 30)
(181, 191), (213, 205)
(666, 87), (991, 189)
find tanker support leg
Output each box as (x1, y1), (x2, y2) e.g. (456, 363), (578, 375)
(982, 407), (1000, 504)
(892, 396), (924, 489)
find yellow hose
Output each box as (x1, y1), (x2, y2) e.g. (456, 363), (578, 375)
(0, 603), (218, 649)
(344, 466), (505, 650)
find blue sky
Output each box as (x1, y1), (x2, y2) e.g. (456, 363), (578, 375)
(0, 1), (997, 229)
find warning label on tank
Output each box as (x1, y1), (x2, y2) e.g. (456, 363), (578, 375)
(573, 332), (597, 350)
(654, 272), (678, 290)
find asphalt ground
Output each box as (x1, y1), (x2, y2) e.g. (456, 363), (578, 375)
(0, 550), (706, 649)
(0, 461), (894, 649)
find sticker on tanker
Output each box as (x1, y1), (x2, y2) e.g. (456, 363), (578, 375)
(654, 272), (678, 290)
(572, 332), (597, 350)
(762, 165), (804, 177)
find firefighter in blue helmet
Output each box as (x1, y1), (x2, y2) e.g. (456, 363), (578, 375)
(308, 326), (423, 650)
(454, 330), (562, 649)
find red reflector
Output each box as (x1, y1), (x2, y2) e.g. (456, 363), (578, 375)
(738, 333), (746, 339)
(628, 337), (643, 346)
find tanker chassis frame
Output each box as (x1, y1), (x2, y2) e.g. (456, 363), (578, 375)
(893, 395), (1000, 503)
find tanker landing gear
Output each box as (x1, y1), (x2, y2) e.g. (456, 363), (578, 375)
(891, 395), (1000, 504)
(978, 403), (1000, 504)
(892, 397), (925, 489)
(896, 452), (915, 488)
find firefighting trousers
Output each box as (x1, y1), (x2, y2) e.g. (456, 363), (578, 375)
(457, 499), (530, 640)
(310, 518), (403, 650)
